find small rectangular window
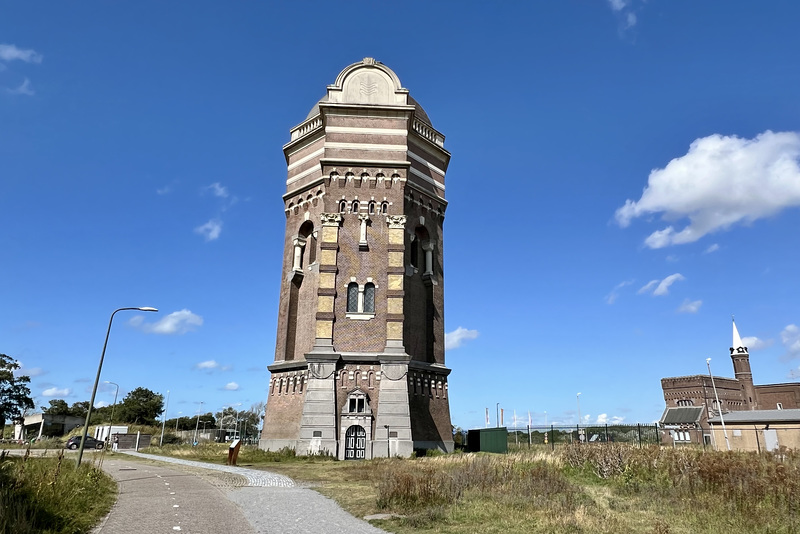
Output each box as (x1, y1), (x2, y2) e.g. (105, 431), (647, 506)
(349, 398), (356, 412)
(313, 431), (322, 438)
(777, 403), (783, 410)
(357, 398), (365, 413)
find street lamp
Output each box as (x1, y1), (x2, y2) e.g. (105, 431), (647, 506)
(104, 381), (119, 444)
(384, 424), (390, 457)
(175, 411), (182, 432)
(576, 393), (582, 426)
(77, 307), (158, 466)
(193, 401), (204, 445)
(707, 358), (731, 451)
(160, 390), (170, 447)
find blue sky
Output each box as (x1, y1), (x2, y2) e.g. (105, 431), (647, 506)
(3, 1), (800, 430)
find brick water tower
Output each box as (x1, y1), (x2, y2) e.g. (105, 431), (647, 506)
(260, 58), (453, 459)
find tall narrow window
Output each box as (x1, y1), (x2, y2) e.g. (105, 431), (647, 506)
(347, 282), (359, 312)
(352, 200), (359, 213)
(381, 202), (388, 214)
(368, 201), (376, 215)
(364, 283), (375, 313)
(339, 200), (347, 213)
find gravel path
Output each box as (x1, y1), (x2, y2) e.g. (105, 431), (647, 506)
(112, 451), (389, 534)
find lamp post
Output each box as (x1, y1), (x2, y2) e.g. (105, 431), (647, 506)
(496, 403), (500, 428)
(160, 390), (170, 447)
(707, 358), (731, 451)
(576, 393), (582, 426)
(193, 401), (204, 445)
(104, 381), (119, 444)
(77, 307), (158, 466)
(384, 424), (390, 457)
(175, 411), (182, 432)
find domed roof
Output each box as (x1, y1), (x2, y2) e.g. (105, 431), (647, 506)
(303, 58), (432, 126)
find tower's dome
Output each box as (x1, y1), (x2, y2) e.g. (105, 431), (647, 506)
(304, 58), (432, 125)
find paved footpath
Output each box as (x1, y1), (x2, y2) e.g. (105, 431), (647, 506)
(96, 451), (388, 534)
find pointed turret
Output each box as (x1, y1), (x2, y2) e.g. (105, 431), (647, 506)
(730, 318), (757, 409)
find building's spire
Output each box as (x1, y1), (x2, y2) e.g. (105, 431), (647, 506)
(732, 317), (748, 354)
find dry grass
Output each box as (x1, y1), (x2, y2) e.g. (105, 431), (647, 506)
(139, 443), (800, 534)
(0, 449), (116, 534)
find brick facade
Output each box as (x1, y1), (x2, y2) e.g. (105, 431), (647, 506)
(260, 58), (454, 458)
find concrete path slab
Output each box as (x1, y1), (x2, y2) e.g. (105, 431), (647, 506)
(96, 451), (389, 534)
(96, 458), (256, 534)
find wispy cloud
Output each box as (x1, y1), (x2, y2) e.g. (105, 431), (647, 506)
(206, 182), (229, 198)
(194, 219), (222, 241)
(445, 327), (479, 350)
(741, 336), (772, 351)
(7, 77), (34, 96)
(129, 309), (203, 335)
(638, 273), (685, 296)
(196, 360), (219, 370)
(42, 387), (71, 397)
(677, 299), (702, 314)
(616, 131), (800, 248)
(607, 0), (638, 32)
(224, 382), (240, 391)
(781, 324), (800, 359)
(0, 44), (42, 63)
(13, 361), (45, 378)
(704, 243), (720, 254)
(605, 279), (633, 304)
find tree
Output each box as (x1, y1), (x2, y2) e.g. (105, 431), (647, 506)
(116, 387), (163, 426)
(69, 401), (90, 418)
(42, 399), (71, 416)
(0, 354), (35, 434)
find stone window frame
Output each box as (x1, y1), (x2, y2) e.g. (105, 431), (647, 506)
(345, 277), (377, 320)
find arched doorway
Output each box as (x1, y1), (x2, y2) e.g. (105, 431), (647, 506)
(344, 425), (366, 460)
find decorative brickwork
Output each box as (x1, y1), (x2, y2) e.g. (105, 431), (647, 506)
(261, 59), (454, 458)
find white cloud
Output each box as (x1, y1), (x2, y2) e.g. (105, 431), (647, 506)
(196, 360), (219, 370)
(704, 243), (720, 254)
(42, 387), (70, 397)
(13, 361), (44, 377)
(741, 336), (772, 351)
(207, 182), (229, 198)
(130, 309), (203, 335)
(605, 279), (634, 304)
(677, 299), (702, 314)
(224, 382), (240, 391)
(0, 44), (43, 63)
(781, 324), (800, 359)
(7, 78), (34, 96)
(638, 273), (685, 296)
(615, 131), (800, 248)
(95, 400), (110, 408)
(195, 219), (222, 241)
(157, 186), (171, 195)
(445, 327), (479, 350)
(607, 0), (627, 11)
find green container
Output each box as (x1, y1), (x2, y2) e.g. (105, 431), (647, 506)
(466, 427), (508, 453)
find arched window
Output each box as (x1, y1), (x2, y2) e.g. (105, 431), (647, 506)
(381, 202), (388, 214)
(368, 201), (376, 215)
(364, 283), (375, 313)
(339, 200), (347, 213)
(347, 282), (359, 312)
(352, 200), (359, 213)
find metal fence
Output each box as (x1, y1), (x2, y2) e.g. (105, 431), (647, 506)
(502, 424), (660, 450)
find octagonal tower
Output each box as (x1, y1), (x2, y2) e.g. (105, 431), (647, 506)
(260, 58), (453, 458)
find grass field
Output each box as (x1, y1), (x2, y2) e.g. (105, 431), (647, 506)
(0, 448), (117, 534)
(142, 443), (800, 534)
